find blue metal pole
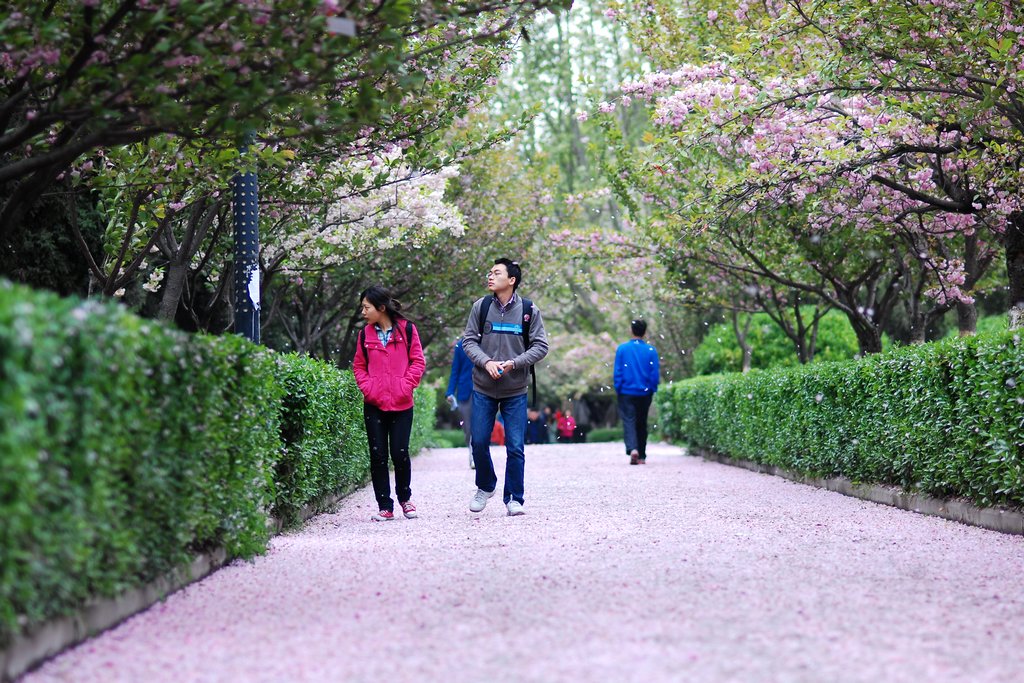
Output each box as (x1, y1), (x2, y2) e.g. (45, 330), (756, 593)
(232, 133), (260, 343)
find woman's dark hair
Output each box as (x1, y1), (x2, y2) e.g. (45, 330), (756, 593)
(360, 285), (404, 321)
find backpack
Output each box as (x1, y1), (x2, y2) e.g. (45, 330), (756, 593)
(360, 319), (413, 367)
(478, 296), (538, 407)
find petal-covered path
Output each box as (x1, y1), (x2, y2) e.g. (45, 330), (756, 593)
(24, 442), (1024, 683)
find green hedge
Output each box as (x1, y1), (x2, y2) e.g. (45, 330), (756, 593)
(432, 428), (469, 448)
(659, 330), (1024, 509)
(273, 354), (367, 527)
(0, 281), (433, 646)
(273, 354), (434, 526)
(587, 427), (624, 443)
(410, 383), (437, 457)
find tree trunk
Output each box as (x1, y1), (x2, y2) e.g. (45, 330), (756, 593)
(0, 164), (64, 240)
(905, 294), (927, 344)
(847, 314), (883, 355)
(158, 261), (189, 321)
(956, 300), (977, 336)
(732, 310), (753, 373)
(1007, 213), (1024, 329)
(805, 315), (821, 363)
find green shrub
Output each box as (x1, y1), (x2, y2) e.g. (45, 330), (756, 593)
(659, 329), (1024, 509)
(0, 283), (282, 644)
(693, 309), (859, 375)
(273, 353), (434, 526)
(588, 427), (624, 442)
(0, 280), (436, 646)
(410, 384), (437, 456)
(273, 355), (368, 527)
(431, 428), (468, 448)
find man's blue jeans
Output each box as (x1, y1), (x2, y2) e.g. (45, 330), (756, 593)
(618, 393), (653, 459)
(471, 390), (527, 504)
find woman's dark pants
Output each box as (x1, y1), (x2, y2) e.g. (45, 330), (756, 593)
(363, 404), (414, 512)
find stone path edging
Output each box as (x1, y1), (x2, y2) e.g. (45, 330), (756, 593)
(1, 483), (361, 683)
(694, 447), (1024, 536)
(1, 549), (228, 683)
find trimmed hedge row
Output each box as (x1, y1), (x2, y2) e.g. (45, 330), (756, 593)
(0, 281), (433, 646)
(659, 330), (1024, 509)
(273, 352), (436, 527)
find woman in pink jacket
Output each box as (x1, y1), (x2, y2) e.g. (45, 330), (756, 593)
(353, 286), (426, 521)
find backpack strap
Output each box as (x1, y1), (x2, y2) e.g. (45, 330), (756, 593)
(521, 298), (537, 408)
(477, 296), (493, 338)
(520, 298), (532, 349)
(404, 319), (413, 363)
(359, 327), (368, 365)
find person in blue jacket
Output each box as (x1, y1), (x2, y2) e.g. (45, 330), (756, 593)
(614, 319), (660, 465)
(446, 337), (475, 468)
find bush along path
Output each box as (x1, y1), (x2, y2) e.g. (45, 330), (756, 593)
(23, 443), (1024, 683)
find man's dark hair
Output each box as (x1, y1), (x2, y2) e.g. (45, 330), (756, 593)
(494, 257), (522, 291)
(631, 319), (647, 337)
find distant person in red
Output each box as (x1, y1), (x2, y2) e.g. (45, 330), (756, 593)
(557, 410), (576, 443)
(490, 417), (505, 445)
(353, 286), (425, 522)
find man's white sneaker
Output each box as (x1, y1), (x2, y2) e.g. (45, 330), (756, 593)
(469, 452), (475, 469)
(469, 488), (495, 512)
(506, 500), (525, 516)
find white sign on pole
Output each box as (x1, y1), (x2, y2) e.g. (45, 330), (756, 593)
(327, 16), (357, 36)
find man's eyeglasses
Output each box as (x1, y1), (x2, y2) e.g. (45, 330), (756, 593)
(487, 262), (518, 276)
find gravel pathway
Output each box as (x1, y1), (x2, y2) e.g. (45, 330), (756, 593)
(23, 442), (1024, 683)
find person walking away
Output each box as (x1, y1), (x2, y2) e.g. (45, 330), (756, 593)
(353, 286), (426, 520)
(614, 319), (660, 465)
(446, 337), (475, 468)
(461, 258), (549, 516)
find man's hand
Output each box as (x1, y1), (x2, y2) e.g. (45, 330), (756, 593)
(484, 360), (515, 379)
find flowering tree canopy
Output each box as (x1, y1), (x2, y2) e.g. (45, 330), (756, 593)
(0, 0), (571, 231)
(595, 0), (1024, 338)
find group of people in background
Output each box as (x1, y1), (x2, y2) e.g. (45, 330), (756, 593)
(517, 401), (590, 445)
(354, 256), (659, 523)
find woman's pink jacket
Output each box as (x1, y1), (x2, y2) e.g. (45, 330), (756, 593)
(352, 321), (426, 412)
